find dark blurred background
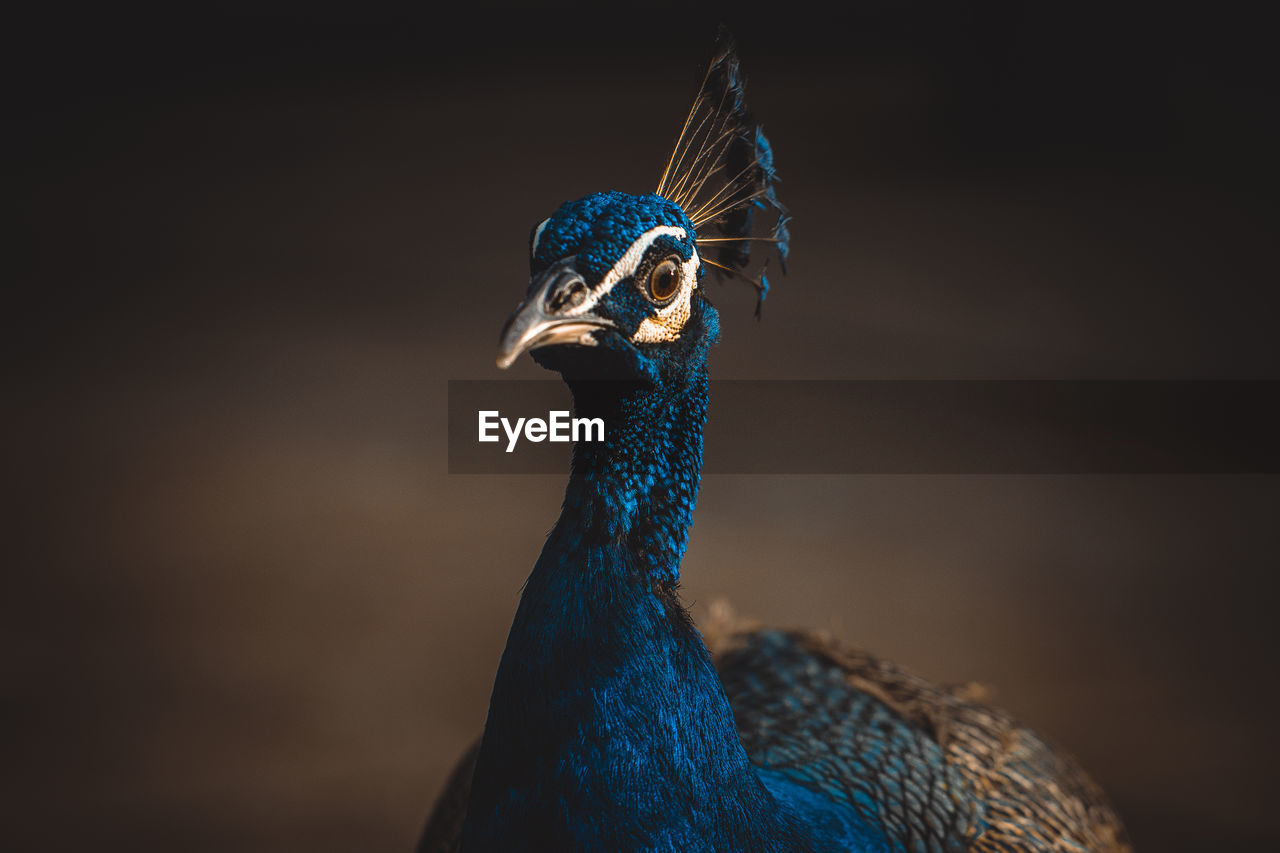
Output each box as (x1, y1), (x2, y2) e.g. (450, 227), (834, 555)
(7, 5), (1278, 850)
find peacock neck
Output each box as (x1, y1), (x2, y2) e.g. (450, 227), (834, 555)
(557, 370), (707, 583)
(462, 367), (809, 851)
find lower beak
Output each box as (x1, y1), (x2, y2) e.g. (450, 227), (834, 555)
(496, 263), (614, 369)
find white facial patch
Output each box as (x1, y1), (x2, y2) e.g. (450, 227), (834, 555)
(551, 226), (687, 317)
(632, 249), (699, 344)
(547, 225), (698, 344)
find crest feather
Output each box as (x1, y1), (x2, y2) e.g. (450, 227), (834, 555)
(656, 31), (789, 317)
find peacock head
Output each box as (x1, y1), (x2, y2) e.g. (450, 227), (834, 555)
(496, 191), (717, 384)
(494, 35), (788, 386)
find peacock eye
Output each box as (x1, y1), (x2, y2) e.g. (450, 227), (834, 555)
(647, 258), (682, 303)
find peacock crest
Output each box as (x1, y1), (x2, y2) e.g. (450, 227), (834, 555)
(656, 32), (790, 317)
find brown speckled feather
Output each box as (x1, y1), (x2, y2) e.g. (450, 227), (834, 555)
(806, 632), (1128, 852)
(705, 606), (1130, 853)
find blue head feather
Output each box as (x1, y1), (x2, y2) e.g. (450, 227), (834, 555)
(530, 192), (695, 283)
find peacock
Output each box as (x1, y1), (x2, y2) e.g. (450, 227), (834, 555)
(420, 35), (1130, 853)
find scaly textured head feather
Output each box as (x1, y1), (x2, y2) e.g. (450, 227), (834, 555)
(655, 31), (789, 317)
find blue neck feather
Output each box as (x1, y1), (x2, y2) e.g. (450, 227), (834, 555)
(462, 358), (814, 852)
(558, 373), (706, 583)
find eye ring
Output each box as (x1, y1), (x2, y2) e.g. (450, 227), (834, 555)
(646, 257), (682, 303)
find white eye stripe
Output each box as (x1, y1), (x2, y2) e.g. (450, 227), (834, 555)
(554, 225), (691, 318)
(597, 226), (688, 293)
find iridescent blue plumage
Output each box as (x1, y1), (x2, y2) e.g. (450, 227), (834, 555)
(531, 192), (695, 284)
(419, 35), (1128, 853)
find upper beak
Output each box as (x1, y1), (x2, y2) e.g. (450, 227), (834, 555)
(496, 260), (614, 369)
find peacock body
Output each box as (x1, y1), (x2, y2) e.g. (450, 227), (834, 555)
(421, 36), (1129, 853)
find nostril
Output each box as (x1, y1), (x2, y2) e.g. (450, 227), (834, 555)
(547, 279), (587, 313)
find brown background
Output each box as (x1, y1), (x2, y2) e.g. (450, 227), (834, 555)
(8, 7), (1278, 851)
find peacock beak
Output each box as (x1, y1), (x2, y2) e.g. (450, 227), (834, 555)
(496, 260), (615, 369)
